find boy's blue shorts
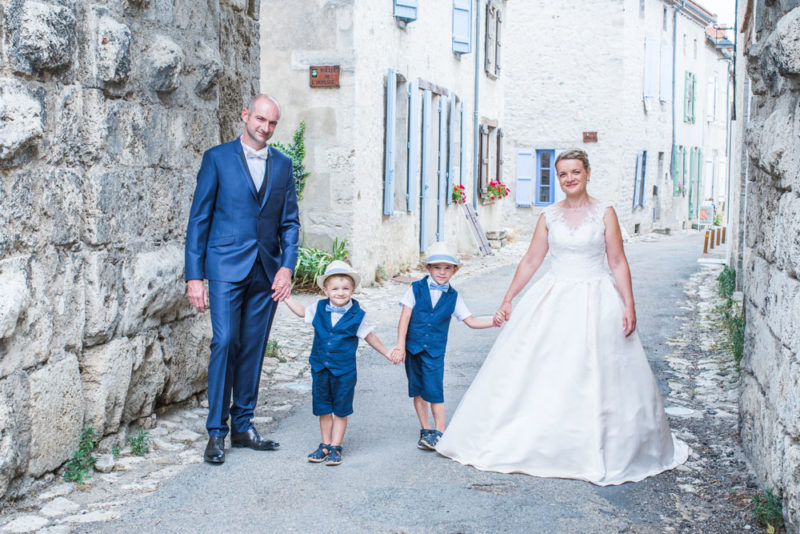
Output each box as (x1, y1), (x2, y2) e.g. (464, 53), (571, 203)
(404, 350), (444, 403)
(311, 367), (357, 417)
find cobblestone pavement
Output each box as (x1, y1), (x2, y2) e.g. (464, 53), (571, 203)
(0, 232), (764, 533)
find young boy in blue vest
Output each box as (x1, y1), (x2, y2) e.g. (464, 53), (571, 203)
(284, 260), (400, 465)
(393, 243), (495, 450)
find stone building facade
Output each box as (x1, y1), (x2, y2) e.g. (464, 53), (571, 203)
(0, 0), (260, 501)
(503, 0), (733, 235)
(738, 2), (800, 531)
(262, 0), (507, 280)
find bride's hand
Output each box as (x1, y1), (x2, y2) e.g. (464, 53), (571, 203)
(622, 306), (636, 337)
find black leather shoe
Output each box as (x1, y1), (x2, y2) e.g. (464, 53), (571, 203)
(204, 436), (225, 464)
(230, 428), (280, 451)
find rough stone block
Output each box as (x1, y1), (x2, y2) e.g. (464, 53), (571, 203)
(104, 100), (152, 166)
(158, 319), (212, 404)
(147, 35), (184, 93)
(93, 10), (132, 84)
(0, 372), (31, 499)
(5, 1), (77, 74)
(774, 6), (800, 75)
(80, 338), (135, 436)
(0, 256), (30, 339)
(0, 79), (44, 161)
(193, 41), (223, 96)
(83, 251), (123, 346)
(82, 165), (153, 245)
(26, 355), (84, 477)
(120, 244), (188, 335)
(123, 334), (167, 423)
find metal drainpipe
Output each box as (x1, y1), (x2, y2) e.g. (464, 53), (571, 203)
(671, 0), (686, 153)
(472, 0), (481, 211)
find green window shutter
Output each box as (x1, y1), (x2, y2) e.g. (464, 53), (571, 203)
(688, 147), (696, 217)
(683, 72), (689, 122)
(681, 145), (688, 197)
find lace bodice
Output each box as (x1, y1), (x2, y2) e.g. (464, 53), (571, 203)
(543, 200), (611, 280)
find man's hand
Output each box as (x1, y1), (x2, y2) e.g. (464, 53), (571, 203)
(271, 267), (293, 301)
(187, 279), (208, 313)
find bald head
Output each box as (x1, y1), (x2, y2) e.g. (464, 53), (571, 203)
(246, 94), (281, 117)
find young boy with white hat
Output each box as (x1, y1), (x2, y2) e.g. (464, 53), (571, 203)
(393, 243), (496, 450)
(284, 260), (401, 465)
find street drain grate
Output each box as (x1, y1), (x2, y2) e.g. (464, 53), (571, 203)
(467, 482), (517, 495)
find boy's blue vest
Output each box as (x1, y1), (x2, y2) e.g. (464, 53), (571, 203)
(309, 299), (365, 376)
(406, 276), (457, 358)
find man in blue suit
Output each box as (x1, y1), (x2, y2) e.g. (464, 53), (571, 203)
(185, 94), (300, 464)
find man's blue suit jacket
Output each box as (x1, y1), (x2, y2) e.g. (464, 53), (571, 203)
(185, 140), (301, 283)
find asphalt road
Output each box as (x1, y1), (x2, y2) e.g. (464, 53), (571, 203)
(94, 232), (704, 534)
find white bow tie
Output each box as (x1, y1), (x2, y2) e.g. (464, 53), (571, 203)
(243, 145), (268, 160)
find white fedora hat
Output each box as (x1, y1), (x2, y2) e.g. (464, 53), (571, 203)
(316, 260), (361, 290)
(424, 242), (459, 266)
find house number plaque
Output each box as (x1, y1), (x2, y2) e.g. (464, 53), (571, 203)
(309, 66), (340, 88)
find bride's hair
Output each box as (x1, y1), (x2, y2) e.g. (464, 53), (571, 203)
(555, 149), (590, 171)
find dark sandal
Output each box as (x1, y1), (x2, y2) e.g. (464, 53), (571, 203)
(307, 443), (330, 463)
(325, 445), (343, 466)
(417, 429), (434, 450)
(421, 430), (442, 450)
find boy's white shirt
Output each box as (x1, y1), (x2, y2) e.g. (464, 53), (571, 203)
(399, 286), (471, 322)
(304, 300), (372, 339)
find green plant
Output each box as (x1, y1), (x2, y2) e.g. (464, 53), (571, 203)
(270, 121), (311, 200)
(717, 266), (736, 303)
(111, 445), (120, 459)
(264, 340), (281, 359)
(452, 183), (467, 204)
(752, 490), (784, 532)
(128, 428), (151, 456)
(294, 238), (350, 291)
(375, 264), (387, 283)
(64, 426), (99, 484)
(713, 213), (722, 226)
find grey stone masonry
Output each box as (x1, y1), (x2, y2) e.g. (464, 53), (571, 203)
(740, 3), (800, 532)
(0, 0), (260, 502)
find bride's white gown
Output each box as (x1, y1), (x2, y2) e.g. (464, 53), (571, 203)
(436, 201), (689, 486)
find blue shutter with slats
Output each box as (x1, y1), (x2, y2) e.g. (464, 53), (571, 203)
(384, 69), (396, 216)
(515, 150), (534, 207)
(459, 99), (466, 186)
(437, 97), (447, 241)
(406, 79), (419, 211)
(452, 0), (472, 54)
(633, 151), (643, 208)
(447, 95), (457, 205)
(420, 89), (432, 252)
(394, 0), (418, 22)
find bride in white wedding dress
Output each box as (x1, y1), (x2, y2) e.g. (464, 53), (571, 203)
(436, 149), (688, 486)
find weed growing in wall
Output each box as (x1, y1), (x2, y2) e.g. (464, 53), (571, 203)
(270, 121), (311, 200)
(751, 490), (784, 533)
(128, 428), (151, 456)
(64, 427), (99, 484)
(716, 266), (745, 367)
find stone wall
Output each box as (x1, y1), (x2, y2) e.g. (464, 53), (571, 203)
(739, 3), (800, 531)
(0, 0), (259, 501)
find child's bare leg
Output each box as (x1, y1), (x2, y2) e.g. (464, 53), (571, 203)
(319, 414), (333, 445)
(330, 416), (348, 446)
(413, 396), (430, 429)
(431, 402), (445, 432)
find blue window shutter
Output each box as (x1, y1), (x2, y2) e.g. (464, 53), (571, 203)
(384, 69), (396, 216)
(515, 150), (534, 207)
(406, 79), (420, 211)
(420, 89), (432, 252)
(683, 71), (690, 122)
(459, 99), (466, 186)
(633, 151), (643, 208)
(452, 0), (472, 54)
(639, 151), (647, 208)
(437, 97), (447, 241)
(671, 144), (679, 196)
(447, 95), (457, 205)
(394, 0), (418, 22)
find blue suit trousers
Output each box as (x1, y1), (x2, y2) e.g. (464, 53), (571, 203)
(206, 259), (277, 436)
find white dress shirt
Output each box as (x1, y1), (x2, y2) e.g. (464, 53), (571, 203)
(240, 137), (268, 191)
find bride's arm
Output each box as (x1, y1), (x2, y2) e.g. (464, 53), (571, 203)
(495, 213), (549, 324)
(604, 206), (636, 337)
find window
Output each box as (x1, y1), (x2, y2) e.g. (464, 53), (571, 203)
(693, 38), (698, 59)
(639, 0), (645, 18)
(671, 145), (683, 196)
(633, 151), (647, 208)
(662, 6), (668, 31)
(452, 0), (472, 54)
(393, 0), (418, 22)
(659, 42), (672, 103)
(683, 71), (696, 123)
(478, 120), (503, 199)
(706, 77), (716, 122)
(484, 1), (502, 78)
(535, 150), (556, 206)
(643, 37), (659, 101)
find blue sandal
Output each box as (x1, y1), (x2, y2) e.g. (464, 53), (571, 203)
(325, 445), (343, 466)
(417, 429), (433, 450)
(420, 430), (442, 450)
(307, 443), (330, 463)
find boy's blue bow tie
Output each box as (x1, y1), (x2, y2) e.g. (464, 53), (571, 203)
(325, 304), (347, 314)
(428, 282), (450, 291)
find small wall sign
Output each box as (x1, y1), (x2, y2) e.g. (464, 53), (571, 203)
(309, 66), (340, 88)
(582, 131), (598, 143)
